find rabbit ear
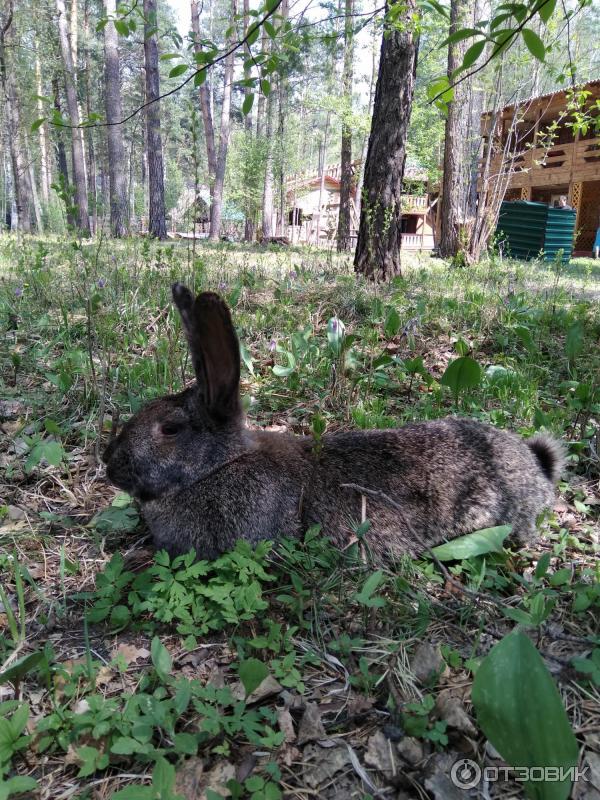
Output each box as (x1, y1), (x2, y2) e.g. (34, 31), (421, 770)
(172, 284), (241, 424)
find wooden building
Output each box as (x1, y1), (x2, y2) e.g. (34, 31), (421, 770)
(481, 80), (600, 254)
(283, 162), (437, 250)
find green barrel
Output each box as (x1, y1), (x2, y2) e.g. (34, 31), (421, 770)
(496, 200), (576, 262)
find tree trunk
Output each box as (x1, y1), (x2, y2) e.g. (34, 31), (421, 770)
(143, 0), (167, 239)
(25, 131), (44, 231)
(56, 0), (90, 234)
(242, 0), (254, 241)
(104, 0), (129, 236)
(354, 0), (419, 280)
(336, 0), (354, 252)
(355, 2), (379, 222)
(191, 0), (217, 204)
(315, 114), (330, 244)
(256, 26), (268, 138)
(208, 0), (236, 241)
(0, 3), (34, 232)
(52, 76), (76, 227)
(261, 88), (275, 239)
(438, 0), (475, 258)
(83, 1), (97, 234)
(35, 44), (51, 203)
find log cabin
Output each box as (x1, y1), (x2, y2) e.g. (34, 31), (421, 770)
(283, 161), (437, 250)
(480, 79), (600, 255)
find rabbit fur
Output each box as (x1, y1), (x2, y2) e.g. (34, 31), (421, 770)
(103, 284), (564, 561)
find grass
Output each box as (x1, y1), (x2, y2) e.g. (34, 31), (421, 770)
(0, 233), (599, 799)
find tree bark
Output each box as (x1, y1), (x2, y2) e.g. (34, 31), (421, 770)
(261, 88), (275, 239)
(336, 0), (354, 252)
(438, 0), (474, 258)
(143, 0), (167, 239)
(52, 76), (76, 227)
(355, 2), (379, 222)
(191, 0), (217, 203)
(0, 3), (34, 232)
(242, 0), (254, 241)
(56, 0), (90, 234)
(25, 131), (44, 231)
(35, 44), (51, 203)
(104, 0), (129, 236)
(83, 0), (97, 234)
(354, 0), (419, 280)
(209, 0), (236, 240)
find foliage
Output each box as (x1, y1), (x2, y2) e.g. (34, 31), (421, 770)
(87, 541), (274, 647)
(472, 631), (579, 800)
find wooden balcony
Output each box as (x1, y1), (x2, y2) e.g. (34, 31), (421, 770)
(402, 194), (429, 212)
(401, 233), (434, 250)
(484, 135), (600, 189)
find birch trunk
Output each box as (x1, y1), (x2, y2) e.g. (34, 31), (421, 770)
(0, 4), (34, 232)
(104, 0), (129, 236)
(208, 0), (236, 240)
(143, 0), (167, 239)
(56, 0), (90, 234)
(336, 0), (354, 251)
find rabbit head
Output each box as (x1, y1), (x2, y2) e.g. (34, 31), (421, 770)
(103, 285), (245, 503)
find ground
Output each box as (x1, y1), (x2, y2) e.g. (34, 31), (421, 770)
(0, 235), (599, 800)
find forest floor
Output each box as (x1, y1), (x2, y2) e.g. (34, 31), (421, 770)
(1, 235), (599, 800)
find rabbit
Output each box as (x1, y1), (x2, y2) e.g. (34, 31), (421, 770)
(102, 283), (564, 562)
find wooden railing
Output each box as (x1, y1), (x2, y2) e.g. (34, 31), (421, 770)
(401, 233), (434, 250)
(402, 195), (429, 211)
(485, 135), (600, 186)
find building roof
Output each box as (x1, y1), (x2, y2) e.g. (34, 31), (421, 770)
(483, 78), (600, 117)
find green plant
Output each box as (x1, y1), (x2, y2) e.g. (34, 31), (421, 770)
(472, 631), (578, 800)
(401, 695), (448, 746)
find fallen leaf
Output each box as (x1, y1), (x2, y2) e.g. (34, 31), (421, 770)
(410, 641), (445, 684)
(277, 708), (296, 743)
(303, 743), (351, 788)
(436, 690), (478, 737)
(112, 643), (150, 665)
(297, 702), (326, 745)
(231, 674), (282, 704)
(365, 730), (400, 780)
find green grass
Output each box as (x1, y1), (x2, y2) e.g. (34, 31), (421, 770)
(0, 234), (599, 799)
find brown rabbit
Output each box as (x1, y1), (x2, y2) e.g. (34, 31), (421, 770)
(103, 284), (563, 561)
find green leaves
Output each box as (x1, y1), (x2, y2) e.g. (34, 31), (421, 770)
(538, 0), (557, 24)
(472, 631), (578, 800)
(0, 704), (31, 771)
(242, 93), (255, 115)
(30, 117), (45, 132)
(431, 526), (512, 561)
(354, 571), (386, 608)
(151, 637), (172, 682)
(169, 64), (188, 79)
(24, 439), (65, 473)
(384, 306), (401, 338)
(460, 39), (486, 71)
(440, 355), (482, 401)
(521, 28), (545, 61)
(565, 320), (584, 367)
(272, 350), (296, 377)
(239, 658), (269, 697)
(0, 652), (46, 686)
(90, 495), (139, 534)
(440, 27), (484, 48)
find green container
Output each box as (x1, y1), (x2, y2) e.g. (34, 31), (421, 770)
(496, 200), (576, 262)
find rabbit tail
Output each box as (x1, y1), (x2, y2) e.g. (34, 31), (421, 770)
(527, 434), (565, 484)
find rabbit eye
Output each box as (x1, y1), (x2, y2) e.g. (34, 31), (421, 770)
(161, 421), (183, 437)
